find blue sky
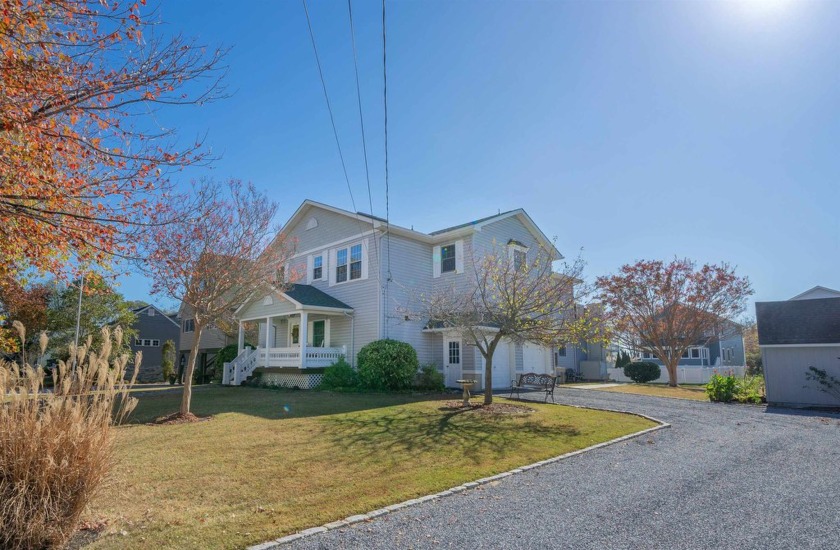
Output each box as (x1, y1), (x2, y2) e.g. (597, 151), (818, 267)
(122, 0), (840, 311)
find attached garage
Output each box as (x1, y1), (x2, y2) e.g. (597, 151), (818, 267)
(756, 291), (840, 408)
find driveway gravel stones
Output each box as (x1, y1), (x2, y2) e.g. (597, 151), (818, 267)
(266, 388), (840, 550)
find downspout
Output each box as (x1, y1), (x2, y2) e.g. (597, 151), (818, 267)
(344, 311), (355, 368)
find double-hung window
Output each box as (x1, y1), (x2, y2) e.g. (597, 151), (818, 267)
(313, 255), (323, 281)
(183, 319), (195, 333)
(441, 244), (456, 273)
(336, 249), (348, 283)
(334, 243), (364, 284)
(350, 244), (362, 280)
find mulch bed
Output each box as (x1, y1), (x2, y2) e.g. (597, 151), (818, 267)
(440, 402), (536, 415)
(149, 412), (213, 425)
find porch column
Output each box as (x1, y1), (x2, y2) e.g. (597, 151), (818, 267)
(238, 320), (245, 354)
(299, 311), (308, 369)
(264, 316), (271, 368)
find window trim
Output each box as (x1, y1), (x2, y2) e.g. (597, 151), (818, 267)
(312, 254), (323, 281)
(448, 340), (461, 365)
(440, 243), (457, 274)
(330, 240), (367, 286)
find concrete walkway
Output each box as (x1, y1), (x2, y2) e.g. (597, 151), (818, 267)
(274, 387), (840, 550)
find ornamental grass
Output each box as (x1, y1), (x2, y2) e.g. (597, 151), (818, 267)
(0, 325), (139, 550)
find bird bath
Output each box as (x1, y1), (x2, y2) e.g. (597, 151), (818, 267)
(456, 379), (476, 407)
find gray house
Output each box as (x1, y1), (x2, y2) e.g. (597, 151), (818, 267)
(224, 200), (574, 389)
(177, 303), (234, 383)
(756, 286), (840, 407)
(129, 305), (180, 382)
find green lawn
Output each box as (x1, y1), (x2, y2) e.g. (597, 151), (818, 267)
(87, 387), (656, 549)
(598, 383), (709, 401)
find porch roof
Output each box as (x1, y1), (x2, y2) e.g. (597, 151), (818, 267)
(284, 284), (352, 311)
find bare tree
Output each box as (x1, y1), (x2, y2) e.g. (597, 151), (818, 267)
(418, 243), (592, 405)
(596, 259), (753, 387)
(142, 179), (293, 416)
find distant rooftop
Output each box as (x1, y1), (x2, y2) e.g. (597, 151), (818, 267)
(429, 209), (519, 235)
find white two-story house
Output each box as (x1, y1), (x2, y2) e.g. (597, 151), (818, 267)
(224, 200), (574, 390)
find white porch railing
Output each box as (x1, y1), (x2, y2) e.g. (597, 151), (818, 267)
(223, 347), (259, 386)
(256, 346), (347, 369)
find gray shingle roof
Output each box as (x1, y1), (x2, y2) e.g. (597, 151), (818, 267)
(429, 210), (519, 236)
(283, 284), (352, 310)
(755, 298), (840, 345)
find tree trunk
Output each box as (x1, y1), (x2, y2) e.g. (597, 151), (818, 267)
(181, 326), (202, 415)
(665, 359), (679, 387)
(484, 354), (493, 405)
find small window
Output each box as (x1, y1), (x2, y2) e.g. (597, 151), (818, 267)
(135, 338), (142, 346)
(152, 339), (160, 347)
(350, 244), (362, 280)
(515, 343), (524, 371)
(148, 308), (155, 316)
(691, 348), (700, 359)
(143, 339), (151, 347)
(682, 349), (690, 359)
(513, 249), (526, 271)
(313, 255), (323, 280)
(183, 319), (195, 333)
(448, 341), (460, 364)
(558, 345), (567, 357)
(441, 244), (456, 273)
(336, 249), (348, 283)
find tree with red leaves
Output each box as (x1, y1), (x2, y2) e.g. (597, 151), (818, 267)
(142, 179), (294, 416)
(0, 277), (51, 356)
(596, 259), (753, 387)
(0, 0), (226, 279)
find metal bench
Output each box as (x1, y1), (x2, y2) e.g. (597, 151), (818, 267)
(509, 372), (557, 403)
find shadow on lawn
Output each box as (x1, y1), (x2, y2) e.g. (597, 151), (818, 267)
(320, 406), (580, 463)
(123, 385), (450, 424)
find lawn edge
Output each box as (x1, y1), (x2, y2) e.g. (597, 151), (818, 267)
(561, 384), (710, 403)
(247, 404), (670, 550)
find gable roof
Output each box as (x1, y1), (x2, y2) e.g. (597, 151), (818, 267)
(131, 304), (181, 328)
(789, 286), (840, 301)
(756, 297), (840, 345)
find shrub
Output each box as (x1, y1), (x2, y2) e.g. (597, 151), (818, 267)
(357, 339), (419, 391)
(319, 357), (359, 390)
(623, 361), (660, 383)
(161, 339), (175, 382)
(706, 373), (737, 402)
(734, 375), (765, 403)
(0, 325), (138, 550)
(614, 350), (632, 370)
(213, 342), (254, 383)
(415, 363), (445, 391)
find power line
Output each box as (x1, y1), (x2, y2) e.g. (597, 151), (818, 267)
(347, 0), (375, 229)
(302, 0), (358, 214)
(382, 0), (391, 283)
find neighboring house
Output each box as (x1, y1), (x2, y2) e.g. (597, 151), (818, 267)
(129, 305), (180, 382)
(177, 303), (234, 382)
(756, 285), (840, 407)
(632, 331), (746, 368)
(225, 200), (575, 389)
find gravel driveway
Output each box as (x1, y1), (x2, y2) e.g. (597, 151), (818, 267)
(275, 388), (840, 550)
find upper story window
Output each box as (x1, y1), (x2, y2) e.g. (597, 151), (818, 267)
(336, 249), (348, 283)
(331, 241), (367, 285)
(183, 319), (195, 333)
(441, 244), (456, 273)
(507, 241), (529, 271)
(350, 244), (362, 280)
(433, 240), (463, 278)
(147, 308), (155, 316)
(313, 255), (323, 281)
(135, 338), (160, 347)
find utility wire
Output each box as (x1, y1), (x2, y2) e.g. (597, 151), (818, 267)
(302, 0), (358, 214)
(347, 0), (381, 289)
(347, 0), (376, 229)
(382, 0), (391, 283)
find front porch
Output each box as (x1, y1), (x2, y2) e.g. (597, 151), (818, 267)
(223, 284), (355, 386)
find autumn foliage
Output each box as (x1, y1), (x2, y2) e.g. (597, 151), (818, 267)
(597, 259), (753, 386)
(143, 179), (295, 415)
(0, 0), (225, 278)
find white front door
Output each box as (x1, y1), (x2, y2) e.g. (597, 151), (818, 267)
(444, 337), (462, 387)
